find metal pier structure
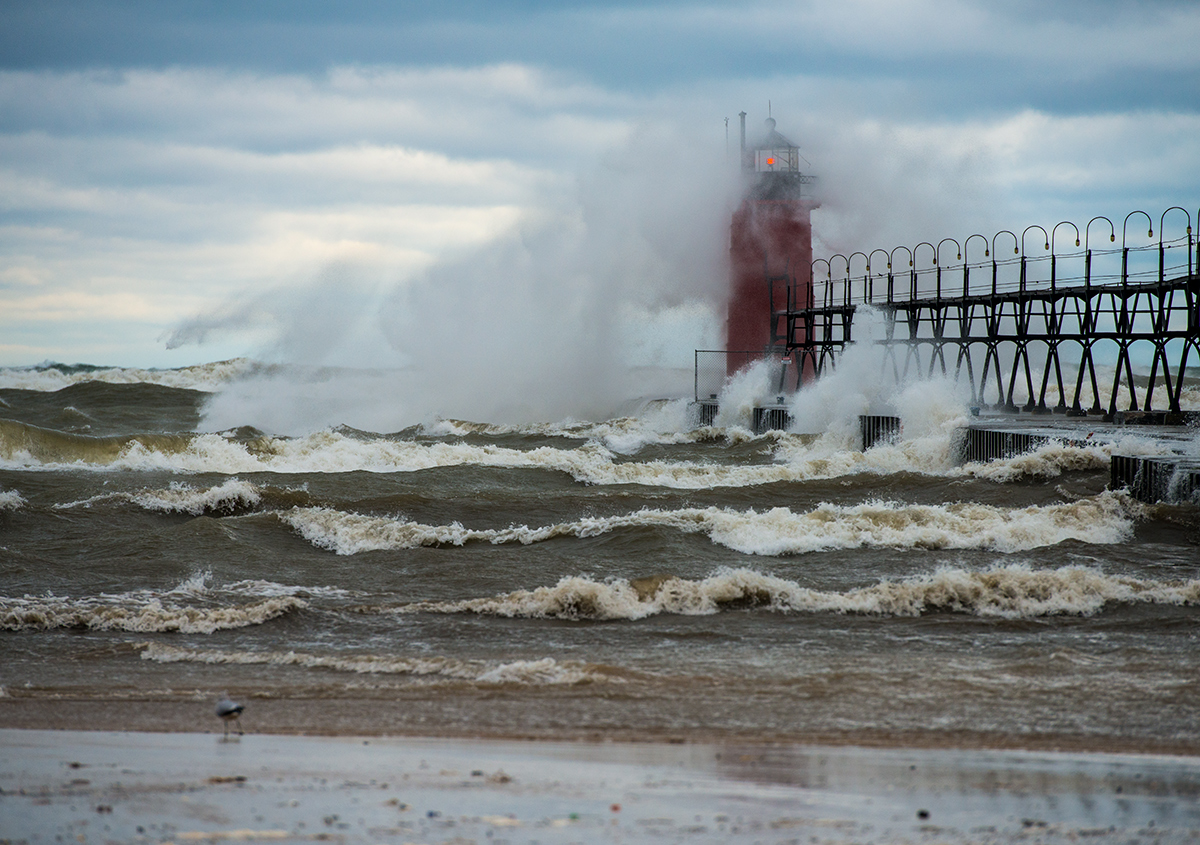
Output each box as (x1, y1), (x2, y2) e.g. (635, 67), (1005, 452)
(694, 208), (1200, 503)
(781, 209), (1198, 417)
(780, 208), (1200, 504)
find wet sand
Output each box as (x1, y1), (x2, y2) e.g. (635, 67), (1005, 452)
(4, 696), (1200, 758)
(3, 727), (1199, 845)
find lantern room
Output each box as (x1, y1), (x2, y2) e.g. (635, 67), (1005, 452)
(749, 118), (802, 174)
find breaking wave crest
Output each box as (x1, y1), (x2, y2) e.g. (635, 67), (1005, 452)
(961, 436), (1182, 483)
(0, 418), (194, 467)
(281, 492), (1135, 556)
(137, 643), (610, 685)
(0, 359), (255, 392)
(57, 479), (266, 516)
(0, 593), (306, 633)
(0, 413), (1164, 492)
(403, 564), (1200, 621)
(0, 424), (839, 484)
(129, 478), (263, 515)
(0, 488), (25, 511)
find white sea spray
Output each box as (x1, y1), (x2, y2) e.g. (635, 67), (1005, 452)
(713, 358), (779, 431)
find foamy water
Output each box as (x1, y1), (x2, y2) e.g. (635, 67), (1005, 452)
(0, 593), (306, 634)
(0, 359), (256, 392)
(400, 563), (1200, 621)
(138, 642), (612, 685)
(279, 492), (1135, 556)
(3, 359), (1199, 747)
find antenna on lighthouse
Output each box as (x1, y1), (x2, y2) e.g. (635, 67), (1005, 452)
(738, 111), (747, 172)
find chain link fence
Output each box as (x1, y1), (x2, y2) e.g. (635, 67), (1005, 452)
(694, 350), (794, 401)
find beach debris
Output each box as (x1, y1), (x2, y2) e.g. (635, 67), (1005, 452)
(611, 803), (621, 812)
(486, 770), (512, 784)
(916, 809), (930, 819)
(214, 693), (245, 737)
(481, 815), (520, 827)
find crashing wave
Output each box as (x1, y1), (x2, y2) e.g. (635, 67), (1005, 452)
(0, 489), (25, 512)
(400, 564), (1200, 621)
(280, 492), (1135, 556)
(0, 593), (306, 633)
(0, 359), (256, 392)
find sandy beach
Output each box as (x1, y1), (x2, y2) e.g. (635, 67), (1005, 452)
(3, 727), (1199, 845)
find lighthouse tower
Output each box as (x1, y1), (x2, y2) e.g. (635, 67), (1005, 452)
(727, 113), (816, 381)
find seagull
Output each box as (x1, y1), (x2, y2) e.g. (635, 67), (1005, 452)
(215, 694), (245, 738)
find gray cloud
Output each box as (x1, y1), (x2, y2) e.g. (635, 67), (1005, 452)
(3, 1), (1197, 115)
(0, 0), (1196, 372)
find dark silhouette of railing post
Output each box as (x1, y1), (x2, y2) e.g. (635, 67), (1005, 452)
(936, 238), (960, 305)
(1113, 212), (1153, 414)
(1044, 223), (1079, 412)
(964, 234), (986, 298)
(1160, 207), (1192, 279)
(849, 252), (869, 308)
(869, 249), (889, 305)
(890, 246), (911, 305)
(1051, 222), (1080, 295)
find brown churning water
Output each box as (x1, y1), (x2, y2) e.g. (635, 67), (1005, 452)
(0, 361), (1198, 746)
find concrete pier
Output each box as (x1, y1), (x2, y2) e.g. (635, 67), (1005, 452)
(1111, 454), (1200, 504)
(691, 404), (1197, 503)
(958, 415), (1198, 504)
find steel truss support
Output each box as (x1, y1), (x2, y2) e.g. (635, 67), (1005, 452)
(782, 267), (1200, 416)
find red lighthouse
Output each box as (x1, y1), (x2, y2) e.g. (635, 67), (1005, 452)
(727, 113), (816, 382)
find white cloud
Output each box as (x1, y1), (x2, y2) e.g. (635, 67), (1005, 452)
(0, 65), (638, 366)
(0, 32), (1197, 373)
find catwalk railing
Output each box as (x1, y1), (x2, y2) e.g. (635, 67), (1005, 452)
(780, 208), (1200, 415)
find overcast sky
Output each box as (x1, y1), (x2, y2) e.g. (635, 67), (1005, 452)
(2, 0), (1198, 369)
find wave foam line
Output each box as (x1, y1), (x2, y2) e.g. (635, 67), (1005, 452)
(0, 428), (842, 487)
(130, 478), (263, 515)
(961, 437), (1184, 483)
(403, 564), (1200, 621)
(0, 423), (946, 487)
(281, 492), (1135, 557)
(0, 359), (255, 392)
(137, 643), (607, 685)
(5, 416), (1184, 491)
(57, 479), (264, 515)
(0, 595), (306, 633)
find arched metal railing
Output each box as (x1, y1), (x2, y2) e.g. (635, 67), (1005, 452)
(781, 207), (1199, 416)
